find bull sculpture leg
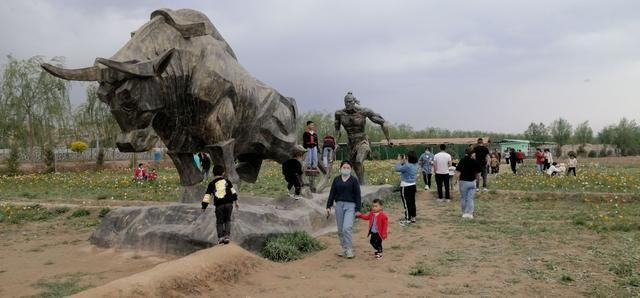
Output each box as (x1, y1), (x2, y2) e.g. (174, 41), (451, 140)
(167, 151), (206, 203)
(167, 151), (204, 186)
(206, 139), (240, 187)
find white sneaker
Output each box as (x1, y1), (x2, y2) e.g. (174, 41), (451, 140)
(468, 214), (474, 219)
(345, 248), (354, 259)
(437, 199), (444, 203)
(476, 188), (480, 191)
(445, 199), (451, 203)
(338, 248), (346, 257)
(483, 188), (488, 192)
(424, 186), (429, 190)
(294, 195), (302, 200)
(287, 193), (295, 198)
(462, 213), (474, 219)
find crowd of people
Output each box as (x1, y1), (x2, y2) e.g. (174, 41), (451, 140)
(195, 123), (583, 259)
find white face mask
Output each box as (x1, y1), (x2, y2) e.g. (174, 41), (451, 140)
(340, 169), (351, 177)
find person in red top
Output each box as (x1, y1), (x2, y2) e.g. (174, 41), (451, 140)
(302, 121), (319, 170)
(516, 150), (525, 164)
(134, 163), (147, 181)
(147, 168), (158, 181)
(534, 148), (545, 175)
(356, 198), (389, 259)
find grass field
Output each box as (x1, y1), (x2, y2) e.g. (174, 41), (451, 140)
(1, 157), (640, 202)
(1, 157), (639, 296)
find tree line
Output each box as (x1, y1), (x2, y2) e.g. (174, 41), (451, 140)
(2, 55), (640, 156)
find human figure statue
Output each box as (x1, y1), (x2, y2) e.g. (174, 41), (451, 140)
(335, 92), (392, 184)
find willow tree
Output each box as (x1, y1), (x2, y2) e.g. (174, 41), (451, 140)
(74, 84), (119, 149)
(0, 55), (71, 149)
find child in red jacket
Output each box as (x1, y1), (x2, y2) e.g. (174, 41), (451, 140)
(356, 198), (389, 259)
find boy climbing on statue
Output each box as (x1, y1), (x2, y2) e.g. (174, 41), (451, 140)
(202, 165), (239, 245)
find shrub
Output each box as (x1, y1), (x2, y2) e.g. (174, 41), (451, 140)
(68, 209), (91, 218)
(98, 208), (110, 218)
(53, 207), (70, 214)
(598, 148), (608, 157)
(587, 150), (597, 158)
(409, 262), (434, 276)
(5, 146), (21, 176)
(69, 141), (88, 153)
(261, 231), (325, 262)
(43, 147), (55, 173)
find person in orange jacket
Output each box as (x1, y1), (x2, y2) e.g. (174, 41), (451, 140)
(356, 198), (389, 259)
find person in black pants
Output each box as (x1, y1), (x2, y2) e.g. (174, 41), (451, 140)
(282, 150), (304, 199)
(473, 138), (490, 190)
(199, 152), (211, 181)
(201, 165), (239, 245)
(509, 148), (518, 174)
(433, 144), (452, 202)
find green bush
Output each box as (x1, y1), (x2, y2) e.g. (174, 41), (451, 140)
(43, 147), (55, 173)
(588, 150), (597, 158)
(261, 231), (325, 262)
(599, 148), (608, 158)
(409, 262), (434, 276)
(53, 207), (70, 214)
(98, 208), (110, 218)
(68, 209), (91, 218)
(5, 146), (21, 176)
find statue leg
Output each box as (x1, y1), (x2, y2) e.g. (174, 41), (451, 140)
(206, 139), (240, 186)
(167, 151), (203, 186)
(352, 145), (369, 185)
(168, 151), (206, 203)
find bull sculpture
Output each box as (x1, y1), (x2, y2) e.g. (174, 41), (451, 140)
(42, 8), (298, 187)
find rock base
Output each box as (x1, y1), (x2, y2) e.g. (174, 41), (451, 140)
(90, 185), (393, 255)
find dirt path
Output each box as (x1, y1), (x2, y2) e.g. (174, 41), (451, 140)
(222, 189), (581, 297)
(0, 218), (175, 297)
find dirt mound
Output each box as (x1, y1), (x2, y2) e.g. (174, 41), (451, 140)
(72, 244), (266, 298)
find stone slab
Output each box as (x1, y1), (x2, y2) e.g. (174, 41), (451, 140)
(90, 185), (393, 255)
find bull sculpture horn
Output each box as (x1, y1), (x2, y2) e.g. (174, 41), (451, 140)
(96, 48), (175, 77)
(40, 64), (99, 81)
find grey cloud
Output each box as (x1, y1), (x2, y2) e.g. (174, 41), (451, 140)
(1, 0), (639, 134)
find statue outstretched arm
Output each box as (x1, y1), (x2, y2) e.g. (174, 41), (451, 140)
(365, 110), (392, 145)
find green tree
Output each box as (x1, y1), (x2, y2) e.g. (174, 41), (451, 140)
(550, 118), (573, 145)
(612, 118), (640, 155)
(573, 121), (593, 144)
(523, 122), (549, 144)
(74, 84), (119, 148)
(0, 55), (71, 149)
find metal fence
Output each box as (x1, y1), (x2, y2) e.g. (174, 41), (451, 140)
(0, 148), (166, 162)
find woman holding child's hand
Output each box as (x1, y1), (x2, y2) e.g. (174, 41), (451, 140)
(326, 160), (361, 259)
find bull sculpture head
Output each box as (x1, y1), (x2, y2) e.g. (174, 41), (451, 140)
(41, 48), (175, 152)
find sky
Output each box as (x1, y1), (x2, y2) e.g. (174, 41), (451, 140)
(1, 0), (639, 134)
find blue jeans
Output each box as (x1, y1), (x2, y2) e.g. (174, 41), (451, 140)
(305, 147), (318, 168)
(536, 164), (543, 174)
(322, 147), (333, 168)
(459, 180), (476, 215)
(335, 201), (356, 249)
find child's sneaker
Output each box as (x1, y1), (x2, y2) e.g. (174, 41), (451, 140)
(223, 236), (231, 244)
(410, 217), (416, 224)
(337, 248), (346, 257)
(375, 252), (383, 260)
(218, 237), (225, 245)
(399, 220), (411, 226)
